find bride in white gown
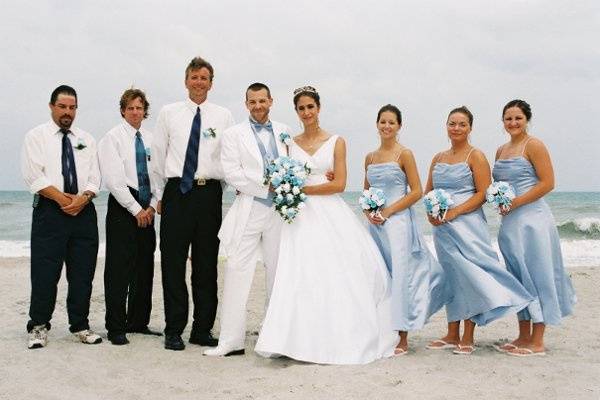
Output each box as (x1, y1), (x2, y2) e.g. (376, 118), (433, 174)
(254, 86), (397, 364)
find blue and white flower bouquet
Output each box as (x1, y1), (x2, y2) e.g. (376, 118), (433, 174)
(423, 189), (454, 221)
(264, 156), (311, 223)
(359, 188), (386, 218)
(486, 181), (516, 212)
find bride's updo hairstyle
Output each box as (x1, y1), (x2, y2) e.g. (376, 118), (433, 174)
(293, 86), (320, 109)
(377, 104), (402, 125)
(502, 99), (532, 121)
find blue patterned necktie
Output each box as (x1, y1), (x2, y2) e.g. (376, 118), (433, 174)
(180, 107), (201, 194)
(135, 131), (151, 208)
(60, 129), (78, 194)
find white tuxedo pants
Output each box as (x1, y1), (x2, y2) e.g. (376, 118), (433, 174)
(218, 201), (281, 349)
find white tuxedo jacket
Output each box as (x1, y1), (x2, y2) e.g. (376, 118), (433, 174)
(218, 119), (290, 256)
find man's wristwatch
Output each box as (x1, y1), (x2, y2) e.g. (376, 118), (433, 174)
(82, 192), (93, 202)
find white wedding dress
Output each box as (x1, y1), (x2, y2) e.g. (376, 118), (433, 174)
(255, 135), (397, 364)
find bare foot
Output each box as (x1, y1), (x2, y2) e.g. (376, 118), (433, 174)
(494, 339), (529, 352)
(426, 337), (458, 349)
(453, 344), (476, 355)
(508, 344), (546, 357)
(394, 343), (408, 355)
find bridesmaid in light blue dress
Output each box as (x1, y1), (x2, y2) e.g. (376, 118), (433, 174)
(492, 100), (576, 357)
(364, 105), (449, 355)
(424, 106), (532, 355)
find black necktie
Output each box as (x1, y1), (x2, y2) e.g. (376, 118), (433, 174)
(61, 129), (78, 194)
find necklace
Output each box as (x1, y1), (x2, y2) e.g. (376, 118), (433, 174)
(302, 128), (323, 149)
(450, 145), (472, 155)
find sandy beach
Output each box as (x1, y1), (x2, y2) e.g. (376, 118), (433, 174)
(1, 258), (598, 400)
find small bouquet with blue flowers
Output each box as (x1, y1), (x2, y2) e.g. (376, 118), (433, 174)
(279, 131), (293, 146)
(359, 188), (386, 219)
(264, 156), (311, 223)
(486, 181), (516, 213)
(423, 189), (454, 222)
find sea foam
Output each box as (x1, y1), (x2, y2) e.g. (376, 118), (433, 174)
(1, 238), (599, 267)
(557, 217), (600, 239)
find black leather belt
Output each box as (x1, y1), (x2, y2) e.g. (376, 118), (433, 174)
(167, 177), (219, 186)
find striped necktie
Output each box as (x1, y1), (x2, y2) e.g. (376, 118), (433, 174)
(60, 129), (78, 194)
(180, 107), (201, 194)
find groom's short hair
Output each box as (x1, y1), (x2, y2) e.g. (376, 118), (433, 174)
(246, 82), (271, 100)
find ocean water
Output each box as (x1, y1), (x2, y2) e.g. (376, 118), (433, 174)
(1, 191), (599, 266)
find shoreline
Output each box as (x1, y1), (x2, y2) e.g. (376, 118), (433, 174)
(1, 259), (598, 399)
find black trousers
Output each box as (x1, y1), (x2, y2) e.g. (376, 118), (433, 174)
(27, 197), (99, 333)
(104, 191), (156, 335)
(160, 178), (222, 336)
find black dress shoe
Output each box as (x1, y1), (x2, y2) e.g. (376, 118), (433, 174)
(164, 335), (185, 351)
(107, 333), (129, 346)
(189, 332), (219, 347)
(127, 327), (163, 336)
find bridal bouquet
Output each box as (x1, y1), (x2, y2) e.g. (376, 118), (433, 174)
(359, 187), (386, 218)
(486, 181), (516, 212)
(423, 189), (454, 221)
(264, 156), (311, 223)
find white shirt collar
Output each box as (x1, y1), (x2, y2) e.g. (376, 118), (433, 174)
(50, 119), (79, 137)
(186, 97), (207, 113)
(122, 121), (141, 137)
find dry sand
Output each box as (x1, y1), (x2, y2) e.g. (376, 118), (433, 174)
(0, 258), (598, 400)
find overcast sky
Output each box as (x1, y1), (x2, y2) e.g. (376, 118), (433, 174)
(1, 0), (598, 191)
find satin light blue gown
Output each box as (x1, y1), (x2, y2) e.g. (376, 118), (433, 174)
(432, 162), (532, 325)
(367, 162), (449, 331)
(493, 157), (576, 325)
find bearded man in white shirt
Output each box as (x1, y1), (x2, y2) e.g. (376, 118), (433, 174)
(98, 88), (161, 346)
(153, 56), (235, 351)
(204, 83), (289, 357)
(21, 85), (102, 349)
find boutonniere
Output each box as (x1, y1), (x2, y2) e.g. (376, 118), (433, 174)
(279, 132), (292, 146)
(74, 138), (87, 150)
(202, 128), (217, 138)
(145, 147), (151, 162)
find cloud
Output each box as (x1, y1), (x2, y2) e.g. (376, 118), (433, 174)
(1, 0), (599, 190)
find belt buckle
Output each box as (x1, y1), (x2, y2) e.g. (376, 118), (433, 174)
(196, 178), (206, 186)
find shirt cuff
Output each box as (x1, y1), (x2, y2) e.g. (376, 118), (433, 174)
(85, 183), (100, 195)
(30, 177), (52, 194)
(128, 203), (143, 216)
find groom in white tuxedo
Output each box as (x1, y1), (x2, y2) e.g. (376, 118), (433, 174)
(204, 83), (289, 356)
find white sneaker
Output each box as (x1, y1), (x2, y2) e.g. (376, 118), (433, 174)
(73, 329), (102, 344)
(28, 325), (48, 349)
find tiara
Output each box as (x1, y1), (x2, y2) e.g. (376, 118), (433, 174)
(293, 85), (318, 96)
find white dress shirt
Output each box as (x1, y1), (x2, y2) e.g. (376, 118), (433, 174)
(98, 121), (158, 216)
(21, 119), (101, 195)
(255, 125), (272, 149)
(152, 98), (235, 199)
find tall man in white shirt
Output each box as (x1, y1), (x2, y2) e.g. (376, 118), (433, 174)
(21, 85), (102, 349)
(205, 83), (288, 357)
(98, 88), (161, 345)
(153, 57), (235, 350)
